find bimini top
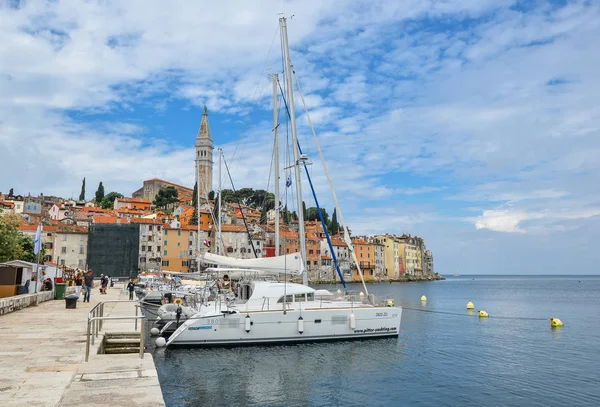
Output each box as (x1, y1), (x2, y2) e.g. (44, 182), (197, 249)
(249, 281), (315, 299)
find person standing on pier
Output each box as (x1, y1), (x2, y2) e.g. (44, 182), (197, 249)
(127, 279), (135, 300)
(75, 272), (83, 299)
(83, 270), (94, 302)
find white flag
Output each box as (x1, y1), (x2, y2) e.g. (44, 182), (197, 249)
(34, 224), (43, 255)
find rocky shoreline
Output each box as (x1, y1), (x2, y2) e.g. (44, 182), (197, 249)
(306, 273), (445, 285)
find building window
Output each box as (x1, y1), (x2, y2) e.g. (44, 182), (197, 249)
(227, 247), (234, 253)
(142, 246), (146, 252)
(61, 247), (67, 254)
(157, 226), (161, 231)
(309, 250), (313, 254)
(46, 232), (52, 237)
(177, 242), (180, 247)
(157, 246), (161, 252)
(80, 235), (84, 242)
(182, 261), (188, 267)
(164, 230), (168, 236)
(44, 242), (53, 249)
(140, 257), (146, 263)
(162, 260), (169, 267)
(61, 259), (65, 265)
(164, 240), (168, 246)
(164, 250), (168, 256)
(178, 230), (181, 236)
(148, 235), (153, 242)
(149, 225), (153, 231)
(79, 246), (84, 254)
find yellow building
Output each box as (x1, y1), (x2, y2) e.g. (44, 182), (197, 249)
(373, 235), (400, 279)
(162, 225), (196, 272)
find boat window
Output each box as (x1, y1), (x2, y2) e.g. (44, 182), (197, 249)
(307, 293), (314, 301)
(295, 294), (306, 302)
(277, 296), (285, 303)
(286, 295), (293, 303)
(314, 319), (322, 324)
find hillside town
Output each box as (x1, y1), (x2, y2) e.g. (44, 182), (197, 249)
(0, 108), (438, 283)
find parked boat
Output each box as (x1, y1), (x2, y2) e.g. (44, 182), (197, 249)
(162, 17), (402, 348)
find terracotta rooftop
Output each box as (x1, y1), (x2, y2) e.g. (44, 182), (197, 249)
(146, 178), (193, 192)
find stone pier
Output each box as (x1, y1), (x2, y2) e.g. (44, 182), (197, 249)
(0, 284), (165, 407)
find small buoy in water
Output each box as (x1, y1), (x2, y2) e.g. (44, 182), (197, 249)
(337, 289), (342, 295)
(359, 291), (364, 297)
(150, 327), (160, 336)
(386, 299), (394, 307)
(478, 310), (488, 318)
(550, 318), (563, 327)
(155, 337), (167, 347)
(467, 301), (475, 309)
(421, 295), (427, 302)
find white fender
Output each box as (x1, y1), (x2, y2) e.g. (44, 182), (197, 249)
(245, 315), (251, 333)
(297, 316), (304, 334)
(349, 313), (356, 329)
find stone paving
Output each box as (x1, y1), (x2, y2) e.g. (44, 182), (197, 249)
(0, 284), (165, 407)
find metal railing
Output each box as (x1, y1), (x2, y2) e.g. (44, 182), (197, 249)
(85, 300), (146, 362)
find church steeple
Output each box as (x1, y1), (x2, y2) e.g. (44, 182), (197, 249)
(195, 106), (214, 202)
(196, 105), (212, 144)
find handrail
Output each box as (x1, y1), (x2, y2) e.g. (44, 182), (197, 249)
(85, 316), (146, 362)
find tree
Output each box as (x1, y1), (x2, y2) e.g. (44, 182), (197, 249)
(306, 207), (329, 225)
(0, 212), (24, 262)
(0, 213), (44, 262)
(8, 188), (14, 197)
(100, 192), (124, 209)
(79, 178), (86, 201)
(329, 208), (340, 235)
(192, 182), (198, 208)
(153, 186), (179, 210)
(208, 190), (215, 201)
(302, 201), (307, 221)
(95, 182), (105, 203)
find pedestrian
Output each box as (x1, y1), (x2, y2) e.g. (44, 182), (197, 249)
(75, 273), (83, 299)
(127, 279), (135, 300)
(100, 274), (107, 294)
(83, 269), (94, 302)
(42, 278), (53, 291)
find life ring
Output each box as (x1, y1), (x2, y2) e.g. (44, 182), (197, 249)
(174, 298), (183, 306)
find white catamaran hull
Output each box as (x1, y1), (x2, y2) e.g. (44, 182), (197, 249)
(167, 306), (402, 346)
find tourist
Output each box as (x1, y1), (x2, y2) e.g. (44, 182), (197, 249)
(75, 273), (83, 299)
(127, 279), (135, 300)
(83, 270), (94, 302)
(100, 274), (108, 294)
(43, 278), (53, 291)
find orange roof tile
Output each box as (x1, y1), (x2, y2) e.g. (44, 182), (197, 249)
(220, 224), (247, 232)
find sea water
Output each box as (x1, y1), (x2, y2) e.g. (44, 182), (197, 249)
(151, 276), (600, 406)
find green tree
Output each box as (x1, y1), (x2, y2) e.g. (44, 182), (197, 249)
(153, 186), (179, 210)
(95, 182), (105, 203)
(79, 178), (86, 201)
(19, 233), (45, 263)
(302, 201), (307, 221)
(0, 212), (24, 262)
(192, 182), (198, 208)
(306, 207), (329, 225)
(100, 192), (124, 209)
(8, 188), (14, 197)
(208, 190), (215, 201)
(329, 208), (340, 235)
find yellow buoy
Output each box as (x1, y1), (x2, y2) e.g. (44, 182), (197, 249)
(386, 299), (394, 307)
(421, 295), (427, 302)
(478, 310), (488, 317)
(466, 301), (475, 309)
(336, 289), (342, 295)
(550, 318), (563, 327)
(359, 292), (365, 297)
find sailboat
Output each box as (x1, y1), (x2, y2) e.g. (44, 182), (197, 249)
(163, 17), (402, 347)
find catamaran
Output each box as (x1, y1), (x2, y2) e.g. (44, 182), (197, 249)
(162, 17), (402, 347)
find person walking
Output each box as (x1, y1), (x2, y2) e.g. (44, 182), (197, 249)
(127, 279), (135, 301)
(83, 270), (94, 302)
(75, 273), (83, 300)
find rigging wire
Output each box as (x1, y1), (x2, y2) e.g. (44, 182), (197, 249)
(221, 154), (259, 258)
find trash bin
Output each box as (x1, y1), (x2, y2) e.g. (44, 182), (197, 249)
(55, 283), (67, 300)
(65, 294), (78, 309)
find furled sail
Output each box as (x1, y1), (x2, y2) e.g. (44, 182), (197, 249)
(199, 252), (304, 276)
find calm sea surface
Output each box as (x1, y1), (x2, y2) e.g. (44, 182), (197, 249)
(150, 276), (600, 407)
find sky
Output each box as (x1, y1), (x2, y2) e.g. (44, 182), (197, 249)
(1, 0), (599, 275)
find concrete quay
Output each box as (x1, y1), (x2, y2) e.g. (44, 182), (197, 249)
(0, 285), (165, 407)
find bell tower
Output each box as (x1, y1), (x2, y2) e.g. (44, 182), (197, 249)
(195, 105), (214, 203)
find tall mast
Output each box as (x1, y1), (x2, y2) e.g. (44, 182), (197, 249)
(280, 17), (308, 285)
(271, 73), (281, 257)
(217, 147), (223, 256)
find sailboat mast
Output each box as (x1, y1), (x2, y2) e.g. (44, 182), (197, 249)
(280, 17), (308, 285)
(218, 147), (223, 256)
(271, 74), (281, 257)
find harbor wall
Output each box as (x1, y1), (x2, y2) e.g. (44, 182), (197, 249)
(0, 287), (75, 316)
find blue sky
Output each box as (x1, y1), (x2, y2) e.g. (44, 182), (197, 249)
(1, 0), (599, 274)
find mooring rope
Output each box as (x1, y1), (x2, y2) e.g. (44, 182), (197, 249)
(403, 307), (548, 321)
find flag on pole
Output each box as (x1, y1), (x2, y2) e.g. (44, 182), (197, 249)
(34, 224), (43, 255)
(286, 175), (292, 188)
(203, 240), (211, 247)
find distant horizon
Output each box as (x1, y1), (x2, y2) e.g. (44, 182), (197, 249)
(441, 273), (600, 277)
